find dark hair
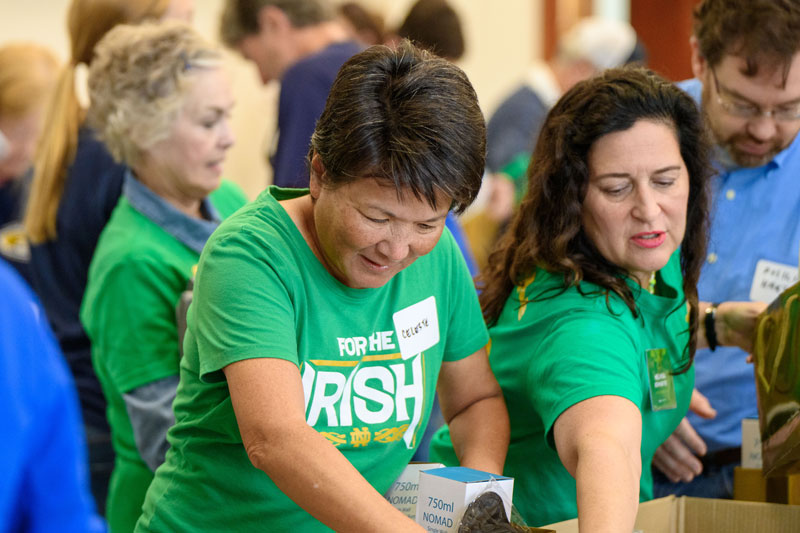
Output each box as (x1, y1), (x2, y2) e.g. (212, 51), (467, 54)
(480, 67), (712, 370)
(309, 40), (485, 214)
(693, 0), (800, 81)
(338, 2), (384, 46)
(396, 0), (464, 61)
(220, 0), (334, 47)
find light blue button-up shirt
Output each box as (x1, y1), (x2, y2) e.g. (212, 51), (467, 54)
(679, 79), (800, 451)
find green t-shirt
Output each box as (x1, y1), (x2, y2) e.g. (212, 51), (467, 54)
(136, 187), (488, 532)
(81, 180), (246, 533)
(430, 251), (693, 526)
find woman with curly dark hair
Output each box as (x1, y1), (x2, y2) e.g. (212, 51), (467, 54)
(431, 67), (760, 529)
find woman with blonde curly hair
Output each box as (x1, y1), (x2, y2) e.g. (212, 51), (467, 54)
(80, 21), (246, 532)
(22, 0), (193, 513)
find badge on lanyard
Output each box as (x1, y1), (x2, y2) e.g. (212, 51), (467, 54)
(646, 348), (677, 411)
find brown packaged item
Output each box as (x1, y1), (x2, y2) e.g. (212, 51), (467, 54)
(753, 281), (800, 476)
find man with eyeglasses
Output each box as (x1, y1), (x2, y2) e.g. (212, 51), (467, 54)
(652, 0), (800, 499)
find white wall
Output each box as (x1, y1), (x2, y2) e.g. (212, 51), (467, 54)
(0, 0), (541, 198)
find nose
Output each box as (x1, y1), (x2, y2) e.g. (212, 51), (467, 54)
(219, 119), (235, 150)
(746, 113), (777, 142)
(631, 185), (660, 222)
(375, 227), (411, 262)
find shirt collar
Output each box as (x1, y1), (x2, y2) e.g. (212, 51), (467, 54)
(123, 169), (220, 254)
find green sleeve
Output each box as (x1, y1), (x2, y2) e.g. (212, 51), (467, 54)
(83, 254), (181, 393)
(192, 226), (298, 383)
(528, 311), (644, 448)
(440, 230), (489, 362)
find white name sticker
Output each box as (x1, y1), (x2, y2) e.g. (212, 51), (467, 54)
(392, 296), (440, 360)
(749, 259), (799, 302)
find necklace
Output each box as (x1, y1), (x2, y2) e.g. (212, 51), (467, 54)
(647, 271), (657, 295)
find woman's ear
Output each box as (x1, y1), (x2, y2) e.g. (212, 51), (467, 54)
(309, 152), (324, 199)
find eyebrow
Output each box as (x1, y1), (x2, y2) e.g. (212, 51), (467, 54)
(719, 83), (800, 107)
(366, 205), (448, 223)
(593, 165), (682, 180)
(204, 104), (234, 114)
(194, 100), (235, 116)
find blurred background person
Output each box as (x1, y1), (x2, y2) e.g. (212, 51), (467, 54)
(80, 21), (246, 532)
(0, 43), (59, 281)
(484, 16), (646, 227)
(337, 1), (385, 46)
(22, 0), (193, 514)
(390, 0), (464, 62)
(0, 258), (105, 533)
(220, 0), (362, 189)
(136, 41), (507, 532)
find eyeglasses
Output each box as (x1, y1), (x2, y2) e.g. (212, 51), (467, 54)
(711, 70), (800, 121)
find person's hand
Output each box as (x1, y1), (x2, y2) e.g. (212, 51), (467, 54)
(652, 390), (716, 483)
(717, 301), (767, 353)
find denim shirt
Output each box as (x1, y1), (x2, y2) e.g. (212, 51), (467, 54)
(123, 170), (220, 255)
(122, 170), (222, 472)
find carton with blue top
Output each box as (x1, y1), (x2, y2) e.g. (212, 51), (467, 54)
(415, 466), (514, 532)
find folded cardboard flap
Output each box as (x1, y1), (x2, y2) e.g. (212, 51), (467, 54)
(680, 496), (800, 532)
(543, 496), (800, 532)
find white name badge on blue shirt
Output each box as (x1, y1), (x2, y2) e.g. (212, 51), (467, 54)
(749, 259), (799, 302)
(393, 296), (440, 360)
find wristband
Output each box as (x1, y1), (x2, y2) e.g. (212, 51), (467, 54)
(704, 303), (720, 351)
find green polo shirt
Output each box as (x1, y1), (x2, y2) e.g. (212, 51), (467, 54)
(430, 250), (694, 526)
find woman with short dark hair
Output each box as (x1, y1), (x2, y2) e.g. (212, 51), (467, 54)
(136, 41), (509, 533)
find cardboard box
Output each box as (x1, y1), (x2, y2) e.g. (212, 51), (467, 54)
(543, 495), (800, 532)
(383, 462), (444, 520)
(415, 467), (514, 533)
(735, 466), (800, 505)
(735, 467), (768, 502)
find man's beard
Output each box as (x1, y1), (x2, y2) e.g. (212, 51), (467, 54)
(715, 132), (783, 168)
(701, 86), (786, 168)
